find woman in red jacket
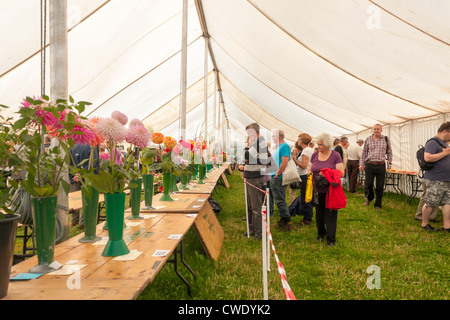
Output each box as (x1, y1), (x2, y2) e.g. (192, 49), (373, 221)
(309, 133), (345, 247)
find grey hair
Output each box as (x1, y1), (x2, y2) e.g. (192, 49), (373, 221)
(315, 133), (334, 149)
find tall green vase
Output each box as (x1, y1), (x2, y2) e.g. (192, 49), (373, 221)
(179, 174), (189, 190)
(79, 186), (102, 243)
(128, 177), (144, 219)
(141, 174), (154, 210)
(171, 174), (179, 193)
(102, 192), (129, 257)
(29, 195), (61, 273)
(197, 164), (205, 184)
(160, 172), (174, 201)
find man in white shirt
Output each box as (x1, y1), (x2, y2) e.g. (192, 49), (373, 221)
(347, 139), (364, 193)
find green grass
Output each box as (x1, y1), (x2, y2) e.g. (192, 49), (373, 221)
(136, 171), (449, 300)
(14, 171), (449, 300)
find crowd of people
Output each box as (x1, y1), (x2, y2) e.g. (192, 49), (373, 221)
(239, 121), (450, 246)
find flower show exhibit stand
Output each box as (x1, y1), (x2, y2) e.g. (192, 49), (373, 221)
(4, 200), (223, 300)
(189, 164), (231, 189)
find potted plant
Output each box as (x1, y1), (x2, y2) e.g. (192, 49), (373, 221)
(68, 117), (105, 243)
(0, 105), (22, 299)
(84, 112), (135, 257)
(140, 147), (158, 209)
(2, 96), (93, 274)
(124, 119), (152, 217)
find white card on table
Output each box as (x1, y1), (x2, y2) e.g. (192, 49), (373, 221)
(152, 249), (171, 257)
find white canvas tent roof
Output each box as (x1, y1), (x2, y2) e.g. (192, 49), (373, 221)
(1, 0), (450, 167)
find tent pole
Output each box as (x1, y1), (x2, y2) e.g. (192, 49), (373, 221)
(213, 69), (217, 154)
(204, 35), (208, 142)
(179, 0), (188, 141)
(49, 0), (69, 243)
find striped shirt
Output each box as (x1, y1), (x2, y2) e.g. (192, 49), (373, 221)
(359, 135), (393, 165)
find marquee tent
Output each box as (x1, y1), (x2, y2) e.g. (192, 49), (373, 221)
(1, 0), (450, 172)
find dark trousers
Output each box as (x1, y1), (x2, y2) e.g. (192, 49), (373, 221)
(299, 174), (313, 221)
(364, 162), (386, 208)
(347, 159), (360, 193)
(245, 176), (266, 238)
(315, 192), (338, 244)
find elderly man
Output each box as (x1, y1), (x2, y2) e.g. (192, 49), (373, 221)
(271, 129), (293, 231)
(347, 139), (364, 193)
(359, 124), (393, 211)
(420, 122), (450, 232)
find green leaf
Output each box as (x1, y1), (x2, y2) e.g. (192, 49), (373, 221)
(12, 117), (30, 130)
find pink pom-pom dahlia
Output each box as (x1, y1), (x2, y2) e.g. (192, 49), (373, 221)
(125, 125), (151, 149)
(96, 117), (126, 143)
(129, 118), (144, 127)
(111, 111), (128, 126)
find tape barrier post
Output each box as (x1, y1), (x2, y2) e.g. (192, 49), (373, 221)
(266, 187), (271, 271)
(244, 180), (250, 238)
(262, 205), (268, 300)
(261, 202), (296, 300)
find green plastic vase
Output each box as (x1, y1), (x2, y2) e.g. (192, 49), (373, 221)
(102, 192), (130, 257)
(129, 177), (144, 218)
(197, 164), (205, 184)
(160, 172), (174, 201)
(170, 174), (179, 193)
(29, 195), (61, 273)
(79, 186), (102, 243)
(179, 174), (189, 190)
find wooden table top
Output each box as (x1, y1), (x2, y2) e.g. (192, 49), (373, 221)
(4, 212), (199, 300)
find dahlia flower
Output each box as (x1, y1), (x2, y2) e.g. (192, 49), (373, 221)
(111, 110), (128, 126)
(96, 117), (126, 143)
(129, 118), (144, 127)
(151, 132), (164, 144)
(179, 140), (191, 149)
(163, 136), (177, 150)
(125, 125), (151, 149)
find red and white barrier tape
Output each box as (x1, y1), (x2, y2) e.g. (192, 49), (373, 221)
(244, 179), (296, 300)
(261, 206), (296, 300)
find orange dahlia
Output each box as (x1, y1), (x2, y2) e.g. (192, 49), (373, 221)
(163, 136), (177, 150)
(151, 132), (164, 144)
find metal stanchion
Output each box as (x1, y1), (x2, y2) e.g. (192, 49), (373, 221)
(262, 205), (268, 300)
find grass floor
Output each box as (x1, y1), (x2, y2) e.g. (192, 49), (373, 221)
(14, 170), (449, 300)
(137, 171), (449, 300)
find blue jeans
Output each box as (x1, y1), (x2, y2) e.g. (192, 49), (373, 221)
(270, 176), (290, 221)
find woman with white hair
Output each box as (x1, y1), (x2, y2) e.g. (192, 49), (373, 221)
(309, 133), (345, 246)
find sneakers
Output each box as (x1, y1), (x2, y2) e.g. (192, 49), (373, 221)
(301, 219), (312, 226)
(442, 227), (450, 233)
(421, 224), (440, 232)
(277, 219), (287, 228)
(281, 222), (293, 232)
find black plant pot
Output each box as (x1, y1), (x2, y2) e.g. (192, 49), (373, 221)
(0, 213), (20, 299)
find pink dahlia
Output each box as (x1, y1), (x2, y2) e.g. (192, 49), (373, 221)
(125, 125), (151, 149)
(111, 111), (128, 126)
(96, 117), (126, 143)
(129, 118), (144, 127)
(179, 139), (191, 149)
(67, 123), (97, 145)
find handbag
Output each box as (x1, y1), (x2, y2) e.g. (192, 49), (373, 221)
(305, 174), (313, 203)
(315, 174), (330, 189)
(282, 158), (301, 186)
